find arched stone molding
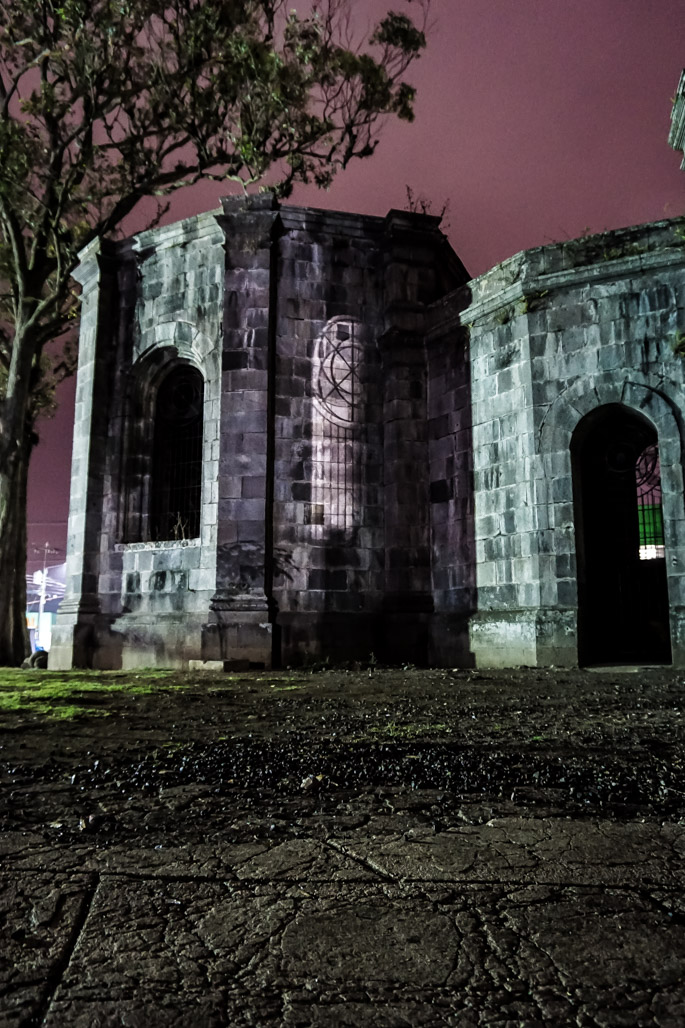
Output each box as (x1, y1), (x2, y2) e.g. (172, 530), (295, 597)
(537, 373), (685, 523)
(134, 317), (211, 371)
(123, 321), (220, 548)
(537, 372), (685, 469)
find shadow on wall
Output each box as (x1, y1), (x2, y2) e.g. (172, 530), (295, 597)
(300, 317), (382, 663)
(426, 298), (477, 668)
(271, 304), (479, 669)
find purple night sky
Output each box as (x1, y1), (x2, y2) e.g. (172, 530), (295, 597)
(26, 0), (685, 574)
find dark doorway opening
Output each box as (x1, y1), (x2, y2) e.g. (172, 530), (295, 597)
(151, 365), (204, 541)
(572, 404), (671, 666)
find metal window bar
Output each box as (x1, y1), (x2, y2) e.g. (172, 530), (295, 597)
(636, 444), (665, 560)
(311, 318), (364, 532)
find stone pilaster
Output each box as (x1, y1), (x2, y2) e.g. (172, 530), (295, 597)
(201, 195), (280, 666)
(50, 239), (120, 669)
(378, 210), (459, 662)
(668, 69), (685, 170)
(379, 328), (433, 662)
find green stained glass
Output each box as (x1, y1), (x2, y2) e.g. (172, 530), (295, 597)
(638, 504), (664, 547)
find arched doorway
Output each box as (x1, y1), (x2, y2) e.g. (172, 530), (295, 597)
(571, 404), (671, 665)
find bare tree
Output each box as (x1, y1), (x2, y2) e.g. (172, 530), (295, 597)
(405, 184), (450, 227)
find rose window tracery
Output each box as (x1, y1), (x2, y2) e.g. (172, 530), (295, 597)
(313, 318), (363, 427)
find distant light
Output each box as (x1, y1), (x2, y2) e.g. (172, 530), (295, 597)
(639, 544), (665, 561)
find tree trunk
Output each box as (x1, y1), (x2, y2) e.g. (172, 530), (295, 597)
(0, 440), (31, 665)
(0, 317), (38, 666)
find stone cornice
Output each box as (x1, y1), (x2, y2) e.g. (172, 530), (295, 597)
(72, 237), (121, 291)
(76, 214), (226, 281)
(424, 284), (473, 342)
(133, 209), (224, 258)
(383, 207), (443, 236)
(463, 218), (685, 324)
(279, 202), (385, 239)
(377, 325), (424, 354)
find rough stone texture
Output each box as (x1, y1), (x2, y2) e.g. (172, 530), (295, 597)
(6, 869), (684, 1027)
(51, 201), (685, 669)
(463, 218), (685, 667)
(51, 212), (225, 670)
(3, 666), (685, 1026)
(51, 199), (470, 669)
(425, 289), (476, 666)
(271, 207), (386, 662)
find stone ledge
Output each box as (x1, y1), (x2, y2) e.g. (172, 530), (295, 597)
(115, 539), (201, 552)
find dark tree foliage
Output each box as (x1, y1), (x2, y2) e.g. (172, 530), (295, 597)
(0, 0), (428, 664)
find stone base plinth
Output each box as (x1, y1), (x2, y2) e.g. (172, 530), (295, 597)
(49, 617), (101, 670)
(667, 606), (685, 668)
(469, 608), (578, 668)
(279, 611), (471, 669)
(380, 612), (432, 667)
(202, 611), (273, 668)
(51, 611), (213, 670)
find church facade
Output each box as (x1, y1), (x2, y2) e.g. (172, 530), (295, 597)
(49, 194), (685, 670)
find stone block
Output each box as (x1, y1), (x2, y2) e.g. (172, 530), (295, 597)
(469, 609), (537, 667)
(241, 476), (266, 499)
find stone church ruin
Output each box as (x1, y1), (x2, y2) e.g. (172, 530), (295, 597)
(50, 194), (685, 670)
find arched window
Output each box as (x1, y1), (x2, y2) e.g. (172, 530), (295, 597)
(150, 365), (204, 540)
(311, 317), (365, 531)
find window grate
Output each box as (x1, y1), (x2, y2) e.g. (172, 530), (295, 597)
(636, 444), (665, 560)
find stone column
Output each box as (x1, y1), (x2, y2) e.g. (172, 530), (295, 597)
(50, 239), (120, 668)
(378, 210), (444, 663)
(379, 328), (433, 662)
(201, 195), (279, 667)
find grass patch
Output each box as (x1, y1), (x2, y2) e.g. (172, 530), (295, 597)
(368, 721), (450, 740)
(0, 669), (180, 721)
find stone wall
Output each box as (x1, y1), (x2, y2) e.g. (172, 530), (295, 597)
(378, 211), (457, 665)
(270, 207), (468, 666)
(464, 218), (685, 667)
(51, 199), (468, 670)
(424, 290), (476, 666)
(52, 197), (685, 671)
(51, 213), (225, 669)
(270, 207), (385, 663)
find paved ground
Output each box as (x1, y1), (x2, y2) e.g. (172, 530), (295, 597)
(2, 665), (685, 1026)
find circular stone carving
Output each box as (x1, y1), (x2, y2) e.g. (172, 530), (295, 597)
(314, 318), (363, 426)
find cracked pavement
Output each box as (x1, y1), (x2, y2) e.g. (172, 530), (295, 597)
(1, 666), (685, 1026)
